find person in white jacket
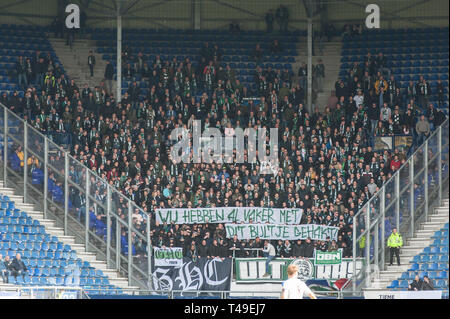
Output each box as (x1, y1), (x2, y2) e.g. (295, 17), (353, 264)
(281, 264), (317, 299)
(262, 240), (276, 277)
(354, 89), (364, 108)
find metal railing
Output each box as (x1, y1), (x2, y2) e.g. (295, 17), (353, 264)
(1, 101), (448, 293)
(0, 103), (152, 289)
(351, 118), (449, 292)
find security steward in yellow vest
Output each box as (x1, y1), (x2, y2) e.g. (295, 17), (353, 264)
(387, 227), (403, 266)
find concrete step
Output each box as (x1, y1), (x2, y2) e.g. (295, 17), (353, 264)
(24, 213), (44, 220)
(38, 220), (56, 228)
(367, 282), (392, 289)
(407, 238), (433, 246)
(415, 230), (439, 236)
(371, 281), (394, 288)
(376, 278), (399, 284)
(0, 189), (20, 196)
(431, 210), (449, 216)
(422, 223), (447, 230)
(428, 216), (449, 223)
(404, 242), (431, 249)
(14, 203), (36, 210)
(374, 273), (398, 280)
(402, 256), (423, 261)
(109, 279), (131, 287)
(382, 264), (411, 271)
(432, 206), (449, 212)
(399, 246), (427, 253)
(0, 187), (19, 193)
(1, 180), (134, 289)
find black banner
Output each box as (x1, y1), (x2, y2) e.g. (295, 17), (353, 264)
(151, 257), (232, 294)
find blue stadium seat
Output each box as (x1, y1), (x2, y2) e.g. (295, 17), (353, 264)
(436, 280), (447, 288)
(437, 271), (447, 279)
(56, 277), (64, 285)
(438, 262), (448, 270)
(428, 271), (438, 279)
(431, 246), (440, 254)
(420, 263), (429, 271)
(429, 263), (439, 271)
(31, 277), (40, 286)
(23, 275), (31, 285)
(430, 254), (440, 262)
(400, 272), (409, 280)
(15, 276), (24, 285)
(408, 263), (419, 271)
(398, 280), (409, 289)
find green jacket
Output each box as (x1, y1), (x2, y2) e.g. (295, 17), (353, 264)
(387, 232), (403, 248)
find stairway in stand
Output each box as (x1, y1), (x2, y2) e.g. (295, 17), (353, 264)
(364, 197), (449, 291)
(48, 37), (116, 92)
(0, 179), (138, 291)
(294, 38), (342, 111)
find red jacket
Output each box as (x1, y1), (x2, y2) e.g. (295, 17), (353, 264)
(390, 159), (401, 171)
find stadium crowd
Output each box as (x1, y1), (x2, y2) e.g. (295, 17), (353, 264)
(3, 33), (447, 261)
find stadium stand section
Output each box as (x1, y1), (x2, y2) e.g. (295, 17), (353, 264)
(363, 196), (449, 292)
(0, 25), (69, 97)
(0, 22), (449, 297)
(0, 180), (126, 295)
(0, 23), (448, 254)
(389, 221), (449, 296)
(91, 28), (300, 97)
(339, 27), (449, 115)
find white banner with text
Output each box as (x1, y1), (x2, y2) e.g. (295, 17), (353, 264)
(225, 223), (339, 241)
(155, 207), (303, 225)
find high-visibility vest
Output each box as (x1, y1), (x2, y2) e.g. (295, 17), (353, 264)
(359, 235), (366, 249)
(387, 233), (403, 248)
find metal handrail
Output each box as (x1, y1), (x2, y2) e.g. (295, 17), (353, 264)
(1, 103), (448, 293)
(354, 120), (448, 243)
(0, 104), (154, 288)
(351, 118), (449, 292)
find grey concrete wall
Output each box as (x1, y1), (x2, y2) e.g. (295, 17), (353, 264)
(0, 0), (447, 30)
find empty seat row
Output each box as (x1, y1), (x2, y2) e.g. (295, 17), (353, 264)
(410, 254), (448, 263)
(7, 275), (111, 287)
(0, 191), (119, 292)
(408, 263), (449, 272)
(391, 224), (449, 291)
